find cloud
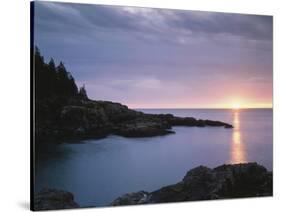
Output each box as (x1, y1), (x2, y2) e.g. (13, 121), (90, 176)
(35, 2), (272, 45)
(166, 11), (272, 41)
(33, 1), (273, 107)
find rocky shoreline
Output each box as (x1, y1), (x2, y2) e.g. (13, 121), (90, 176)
(36, 98), (233, 143)
(33, 188), (79, 211)
(33, 163), (272, 210)
(111, 162), (272, 206)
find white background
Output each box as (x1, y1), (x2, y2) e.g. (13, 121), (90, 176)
(0, 0), (280, 211)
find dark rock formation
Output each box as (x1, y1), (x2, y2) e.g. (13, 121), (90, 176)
(111, 163), (272, 206)
(36, 98), (233, 143)
(33, 188), (79, 211)
(33, 163), (272, 210)
(111, 191), (150, 206)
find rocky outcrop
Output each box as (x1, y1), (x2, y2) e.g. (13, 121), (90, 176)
(33, 163), (272, 210)
(33, 188), (80, 211)
(36, 98), (233, 143)
(111, 191), (150, 206)
(111, 163), (272, 206)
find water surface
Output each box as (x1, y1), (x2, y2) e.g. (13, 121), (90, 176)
(35, 109), (273, 207)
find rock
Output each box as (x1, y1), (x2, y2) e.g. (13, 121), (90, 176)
(33, 163), (272, 209)
(155, 115), (233, 128)
(110, 191), (150, 206)
(33, 188), (80, 211)
(36, 98), (233, 143)
(114, 120), (174, 137)
(111, 163), (272, 206)
(213, 163), (273, 197)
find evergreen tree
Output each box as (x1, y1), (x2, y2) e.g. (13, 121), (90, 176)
(69, 75), (78, 96)
(34, 46), (45, 99)
(35, 46), (44, 65)
(56, 62), (69, 96)
(47, 58), (57, 96)
(79, 84), (88, 99)
(48, 58), (56, 70)
(34, 47), (84, 100)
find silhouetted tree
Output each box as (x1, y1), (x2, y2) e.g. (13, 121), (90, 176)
(78, 84), (88, 100)
(34, 47), (81, 100)
(35, 46), (44, 65)
(45, 58), (57, 96)
(34, 46), (46, 99)
(48, 58), (55, 70)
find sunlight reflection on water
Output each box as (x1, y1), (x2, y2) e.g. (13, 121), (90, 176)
(230, 110), (247, 163)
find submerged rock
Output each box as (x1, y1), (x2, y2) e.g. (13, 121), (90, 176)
(111, 163), (272, 205)
(33, 188), (80, 211)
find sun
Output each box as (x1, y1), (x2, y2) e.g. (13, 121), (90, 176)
(231, 102), (241, 110)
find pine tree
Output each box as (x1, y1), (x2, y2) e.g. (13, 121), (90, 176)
(34, 47), (86, 100)
(48, 58), (55, 70)
(34, 46), (45, 99)
(79, 84), (88, 100)
(47, 58), (57, 96)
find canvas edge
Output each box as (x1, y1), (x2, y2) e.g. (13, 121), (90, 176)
(30, 1), (35, 211)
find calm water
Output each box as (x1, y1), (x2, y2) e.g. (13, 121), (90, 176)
(35, 109), (273, 207)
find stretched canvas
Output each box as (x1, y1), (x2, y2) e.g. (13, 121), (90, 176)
(31, 1), (273, 210)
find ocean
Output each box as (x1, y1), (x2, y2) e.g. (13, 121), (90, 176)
(35, 108), (273, 207)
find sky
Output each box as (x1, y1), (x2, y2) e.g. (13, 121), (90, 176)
(33, 1), (273, 109)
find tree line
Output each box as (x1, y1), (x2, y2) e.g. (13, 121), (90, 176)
(34, 47), (88, 100)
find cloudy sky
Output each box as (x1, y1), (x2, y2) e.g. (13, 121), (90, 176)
(34, 1), (273, 108)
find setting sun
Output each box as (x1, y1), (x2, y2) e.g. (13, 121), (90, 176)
(231, 102), (241, 110)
